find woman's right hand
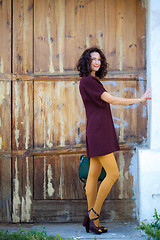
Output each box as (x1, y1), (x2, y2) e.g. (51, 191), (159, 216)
(139, 87), (152, 103)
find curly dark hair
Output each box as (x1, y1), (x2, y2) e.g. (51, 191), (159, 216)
(76, 47), (109, 79)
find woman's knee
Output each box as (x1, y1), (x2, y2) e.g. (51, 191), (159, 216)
(108, 168), (119, 182)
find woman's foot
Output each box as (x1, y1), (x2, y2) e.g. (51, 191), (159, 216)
(89, 208), (102, 234)
(98, 225), (108, 233)
(89, 209), (108, 233)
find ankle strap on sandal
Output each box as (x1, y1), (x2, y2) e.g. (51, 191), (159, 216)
(90, 208), (100, 221)
(91, 208), (100, 217)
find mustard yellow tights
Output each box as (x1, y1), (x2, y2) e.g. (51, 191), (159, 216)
(85, 153), (119, 227)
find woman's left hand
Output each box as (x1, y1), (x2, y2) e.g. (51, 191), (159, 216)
(140, 87), (152, 103)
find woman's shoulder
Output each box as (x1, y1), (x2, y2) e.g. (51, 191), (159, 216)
(81, 75), (100, 84)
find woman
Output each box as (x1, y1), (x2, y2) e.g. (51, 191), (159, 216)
(77, 47), (151, 235)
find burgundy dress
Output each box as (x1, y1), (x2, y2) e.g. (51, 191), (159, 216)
(79, 75), (120, 158)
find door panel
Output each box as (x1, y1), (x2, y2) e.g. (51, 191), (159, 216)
(0, 0), (147, 222)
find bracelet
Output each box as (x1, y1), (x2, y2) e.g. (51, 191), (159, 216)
(140, 98), (143, 103)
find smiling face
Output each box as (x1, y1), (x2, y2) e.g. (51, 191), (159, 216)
(90, 52), (101, 75)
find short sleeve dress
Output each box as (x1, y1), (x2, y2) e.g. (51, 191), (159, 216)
(79, 75), (120, 158)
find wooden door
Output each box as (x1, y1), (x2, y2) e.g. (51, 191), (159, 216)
(0, 0), (146, 223)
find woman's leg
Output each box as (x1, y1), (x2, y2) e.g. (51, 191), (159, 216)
(85, 157), (102, 211)
(89, 153), (119, 226)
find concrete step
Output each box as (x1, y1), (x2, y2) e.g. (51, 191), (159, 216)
(0, 222), (147, 240)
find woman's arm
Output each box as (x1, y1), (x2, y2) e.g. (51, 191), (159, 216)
(101, 87), (152, 105)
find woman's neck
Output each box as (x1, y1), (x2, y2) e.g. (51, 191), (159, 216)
(91, 71), (96, 77)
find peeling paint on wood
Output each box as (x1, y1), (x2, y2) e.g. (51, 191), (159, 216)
(12, 157), (21, 222)
(59, 156), (64, 199)
(86, 36), (89, 48)
(58, 0), (65, 72)
(97, 30), (103, 50)
(57, 82), (65, 147)
(46, 110), (53, 148)
(0, 0), (147, 223)
(141, 0), (147, 9)
(47, 164), (55, 196)
(0, 57), (4, 73)
(21, 157), (32, 222)
(46, 17), (54, 73)
(24, 82), (30, 149)
(118, 152), (125, 200)
(119, 83), (125, 142)
(119, 37), (123, 71)
(129, 151), (137, 200)
(14, 82), (20, 150)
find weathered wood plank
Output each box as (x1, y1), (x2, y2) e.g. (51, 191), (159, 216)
(11, 142), (138, 158)
(95, 0), (105, 49)
(10, 70), (146, 81)
(0, 0), (147, 224)
(116, 0), (125, 71)
(65, 0), (75, 71)
(85, 0), (96, 48)
(12, 156), (33, 222)
(0, 0), (11, 74)
(12, 81), (33, 150)
(0, 157), (11, 222)
(33, 80), (146, 150)
(0, 74), (12, 81)
(74, 0), (86, 63)
(34, 0), (55, 73)
(34, 81), (56, 148)
(32, 149), (136, 201)
(114, 150), (137, 201)
(34, 81), (83, 148)
(33, 199), (136, 222)
(0, 0), (11, 223)
(13, 0), (33, 73)
(0, 81), (11, 151)
(105, 0), (116, 70)
(136, 0), (146, 70)
(64, 81), (76, 145)
(34, 154), (85, 200)
(123, 0), (137, 70)
(54, 0), (65, 73)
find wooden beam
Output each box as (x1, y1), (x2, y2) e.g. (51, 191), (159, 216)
(10, 142), (139, 158)
(0, 71), (146, 81)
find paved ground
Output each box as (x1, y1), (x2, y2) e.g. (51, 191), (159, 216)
(0, 221), (148, 240)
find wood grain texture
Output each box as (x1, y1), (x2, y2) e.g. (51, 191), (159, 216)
(0, 82), (11, 151)
(13, 0), (33, 73)
(33, 0), (146, 74)
(105, 0), (116, 70)
(33, 199), (136, 222)
(12, 156), (33, 222)
(0, 0), (147, 223)
(0, 157), (11, 222)
(34, 154), (85, 200)
(34, 80), (87, 149)
(33, 80), (145, 149)
(12, 81), (33, 150)
(0, 1), (12, 222)
(136, 0), (146, 69)
(0, 0), (11, 74)
(34, 0), (55, 73)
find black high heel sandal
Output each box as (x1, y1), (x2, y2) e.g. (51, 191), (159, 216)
(91, 209), (108, 233)
(89, 208), (102, 235)
(82, 209), (91, 233)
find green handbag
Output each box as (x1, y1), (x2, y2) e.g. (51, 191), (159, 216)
(79, 155), (106, 190)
